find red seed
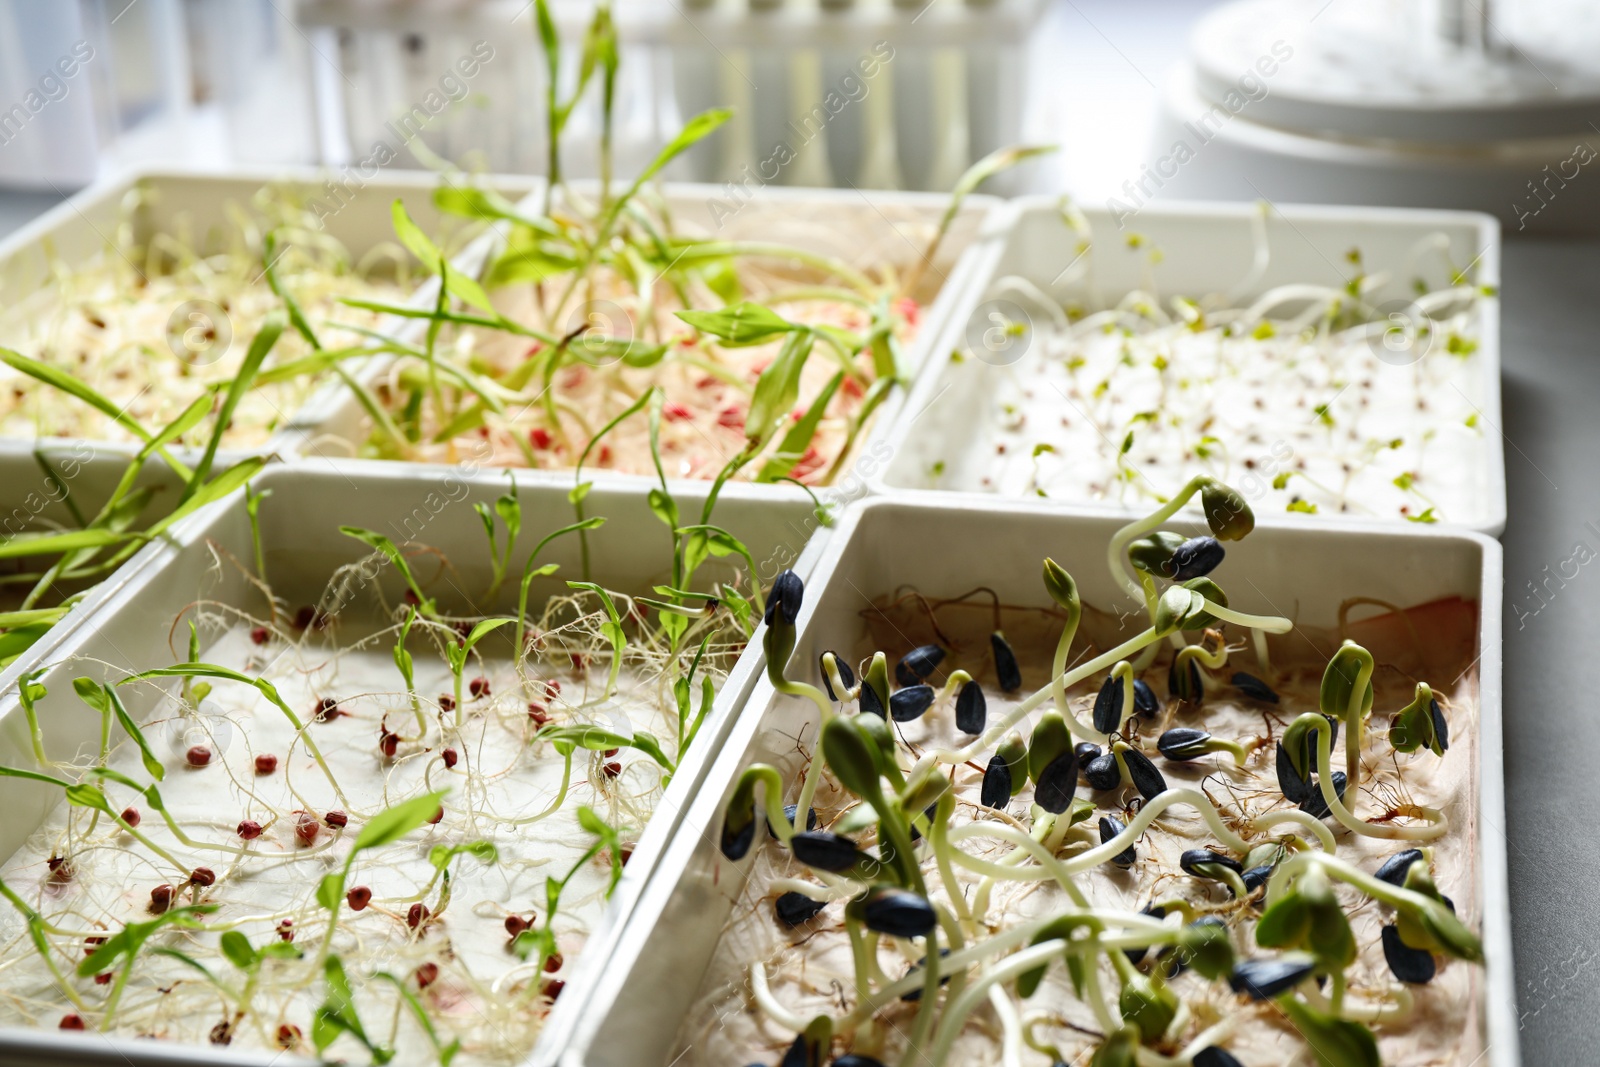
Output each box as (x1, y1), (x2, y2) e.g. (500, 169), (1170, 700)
(543, 951), (563, 973)
(189, 867), (216, 888)
(597, 444), (612, 466)
(59, 1014), (85, 1030)
(527, 702), (549, 726)
(237, 820), (263, 840)
(379, 730), (399, 759)
(664, 402), (693, 421)
(427, 805), (444, 825)
(292, 605), (316, 630)
(249, 626), (270, 645)
(544, 680), (561, 698)
(403, 589), (421, 607)
(415, 962), (439, 988)
(602, 761), (622, 779)
(529, 427), (553, 450)
(544, 979), (565, 1001)
(438, 695), (455, 713)
(254, 753), (278, 775)
(94, 973), (113, 986)
(504, 915), (529, 937)
(469, 677), (489, 699)
(620, 846), (634, 866)
(324, 810), (348, 829)
(276, 920), (294, 942)
(603, 748), (619, 757)
(346, 886), (372, 911)
(276, 1024), (301, 1048)
(209, 1021), (232, 1046)
(120, 807), (141, 828)
(442, 748), (458, 769)
(85, 936), (105, 947)
(150, 884), (174, 914)
(407, 903), (429, 929)
(294, 811), (319, 847)
(186, 745), (211, 767)
(313, 697), (341, 722)
(47, 858), (72, 884)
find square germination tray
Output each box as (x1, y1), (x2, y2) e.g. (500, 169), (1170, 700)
(875, 197), (1507, 535)
(0, 461), (824, 1067)
(559, 498), (1514, 1067)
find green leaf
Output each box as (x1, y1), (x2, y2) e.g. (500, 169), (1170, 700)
(77, 906), (216, 977)
(180, 313), (284, 505)
(484, 244), (578, 288)
(219, 930), (258, 970)
(0, 527), (136, 560)
(757, 370), (842, 482)
(354, 790), (450, 852)
(146, 456), (270, 538)
(392, 199), (494, 313)
(1277, 997), (1381, 1067)
(744, 329), (814, 445)
(676, 302), (797, 347)
(316, 872), (345, 911)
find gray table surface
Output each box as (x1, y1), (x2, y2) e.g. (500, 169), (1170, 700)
(0, 191), (1580, 1065)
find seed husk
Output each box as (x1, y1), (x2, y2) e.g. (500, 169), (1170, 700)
(991, 632), (1022, 691)
(1229, 956), (1315, 1000)
(955, 680), (987, 734)
(889, 685), (935, 722)
(894, 644), (945, 688)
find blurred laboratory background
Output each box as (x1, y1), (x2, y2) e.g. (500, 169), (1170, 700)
(9, 0), (1600, 233)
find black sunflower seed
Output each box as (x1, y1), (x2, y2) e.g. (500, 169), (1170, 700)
(1099, 815), (1135, 868)
(1085, 752), (1121, 791)
(1298, 771), (1347, 820)
(1169, 657), (1204, 704)
(1231, 671), (1279, 703)
(859, 678), (886, 717)
(1093, 674), (1126, 735)
(907, 803), (938, 843)
(720, 817), (756, 861)
(991, 632), (1022, 692)
(783, 804), (819, 832)
(890, 685), (936, 722)
(779, 1027), (824, 1067)
(1430, 698), (1450, 751)
(955, 681), (987, 734)
(1242, 865), (1274, 894)
(774, 891), (828, 926)
(1375, 849), (1426, 888)
(895, 644), (945, 688)
(1275, 741), (1312, 804)
(834, 1057), (888, 1067)
(1157, 727), (1211, 762)
(1132, 678), (1159, 717)
(766, 571), (804, 627)
(820, 651), (856, 701)
(981, 754), (1012, 809)
(1168, 536), (1225, 580)
(1180, 849), (1244, 880)
(898, 948), (953, 1002)
(1381, 924), (1436, 984)
(1122, 748), (1168, 801)
(790, 832), (863, 872)
(1074, 741), (1102, 765)
(861, 887), (936, 938)
(1229, 956), (1315, 1000)
(1193, 1047), (1246, 1067)
(1034, 751), (1080, 814)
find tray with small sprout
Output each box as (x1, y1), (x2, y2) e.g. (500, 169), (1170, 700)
(0, 167), (536, 455)
(289, 176), (1006, 493)
(559, 483), (1512, 1067)
(877, 198), (1505, 533)
(0, 459), (827, 1067)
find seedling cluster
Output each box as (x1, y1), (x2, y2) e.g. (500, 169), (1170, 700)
(708, 475), (1481, 1067)
(0, 462), (773, 1062)
(944, 215), (1491, 524)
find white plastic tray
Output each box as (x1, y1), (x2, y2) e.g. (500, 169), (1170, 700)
(0, 458), (827, 1067)
(560, 497), (1513, 1067)
(0, 165), (540, 466)
(875, 196), (1507, 535)
(288, 182), (1006, 508)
